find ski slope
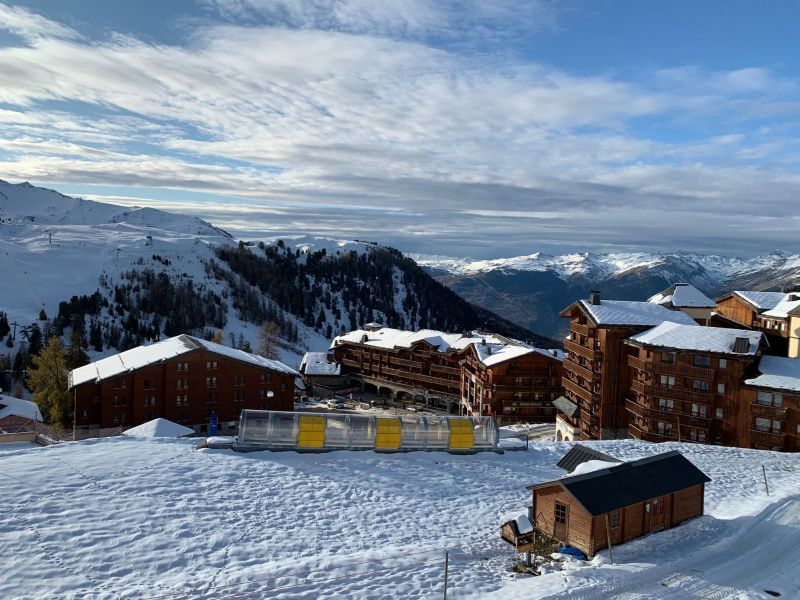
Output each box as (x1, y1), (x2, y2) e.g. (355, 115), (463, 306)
(1, 438), (798, 599)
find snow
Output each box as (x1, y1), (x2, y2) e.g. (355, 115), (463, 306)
(734, 290), (787, 310)
(648, 283), (716, 308)
(513, 514), (533, 534)
(2, 438), (799, 599)
(566, 459), (617, 477)
(629, 322), (764, 355)
(745, 355), (800, 392)
(761, 293), (800, 318)
(579, 299), (697, 327)
(0, 394), (43, 421)
(300, 352), (341, 376)
(123, 418), (195, 438)
(69, 334), (298, 388)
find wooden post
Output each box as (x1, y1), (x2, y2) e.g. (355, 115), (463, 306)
(763, 465), (770, 496)
(604, 514), (614, 564)
(443, 552), (449, 600)
(526, 504), (533, 567)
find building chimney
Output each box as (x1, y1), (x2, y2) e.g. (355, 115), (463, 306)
(589, 291), (601, 305)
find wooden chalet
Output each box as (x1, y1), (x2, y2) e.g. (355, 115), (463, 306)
(331, 327), (563, 423)
(299, 351), (344, 397)
(526, 451), (711, 558)
(714, 291), (800, 357)
(648, 282), (716, 325)
(68, 335), (298, 433)
(743, 355), (800, 451)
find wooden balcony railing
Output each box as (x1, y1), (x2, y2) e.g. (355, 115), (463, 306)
(569, 322), (593, 338)
(627, 356), (716, 380)
(750, 404), (788, 419)
(564, 339), (602, 362)
(750, 429), (786, 448)
(625, 400), (712, 429)
(564, 358), (598, 383)
(563, 378), (599, 404)
(630, 379), (713, 403)
(628, 423), (679, 442)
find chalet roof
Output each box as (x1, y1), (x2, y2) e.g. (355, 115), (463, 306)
(556, 444), (621, 473)
(627, 322), (764, 355)
(528, 451), (711, 516)
(565, 299), (697, 328)
(68, 334), (298, 389)
(745, 355), (800, 392)
(722, 291), (786, 311)
(552, 395), (579, 419)
(300, 352), (341, 376)
(648, 283), (716, 309)
(332, 327), (562, 368)
(761, 293), (800, 319)
(0, 394), (43, 422)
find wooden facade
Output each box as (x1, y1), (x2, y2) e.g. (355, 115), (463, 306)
(715, 292), (797, 356)
(71, 348), (295, 431)
(527, 452), (709, 558)
(332, 330), (563, 423)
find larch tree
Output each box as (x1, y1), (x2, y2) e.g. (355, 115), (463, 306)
(257, 321), (282, 360)
(28, 337), (71, 427)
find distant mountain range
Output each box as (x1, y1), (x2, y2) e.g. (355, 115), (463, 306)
(413, 251), (800, 339)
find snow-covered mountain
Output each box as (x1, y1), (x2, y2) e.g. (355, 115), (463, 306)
(0, 181), (539, 383)
(414, 250), (800, 338)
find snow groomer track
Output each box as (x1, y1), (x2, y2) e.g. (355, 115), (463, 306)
(230, 410), (500, 453)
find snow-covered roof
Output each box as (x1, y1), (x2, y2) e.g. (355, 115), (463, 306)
(0, 394), (43, 422)
(745, 356), (800, 392)
(123, 418), (194, 438)
(730, 291), (787, 311)
(761, 294), (800, 319)
(332, 327), (562, 368)
(628, 322), (764, 355)
(300, 352), (341, 376)
(576, 299), (697, 327)
(648, 283), (716, 309)
(69, 334), (298, 388)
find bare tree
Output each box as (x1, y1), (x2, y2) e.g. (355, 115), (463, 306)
(257, 321), (282, 360)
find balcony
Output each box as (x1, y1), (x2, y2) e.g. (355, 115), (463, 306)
(630, 379), (713, 403)
(626, 399), (712, 427)
(564, 358), (598, 383)
(569, 322), (593, 337)
(341, 358), (360, 368)
(750, 428), (786, 448)
(564, 339), (602, 362)
(627, 356), (716, 380)
(563, 377), (598, 404)
(751, 403), (788, 419)
(628, 423), (679, 442)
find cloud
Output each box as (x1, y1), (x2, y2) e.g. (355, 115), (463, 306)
(0, 3), (798, 257)
(0, 2), (79, 42)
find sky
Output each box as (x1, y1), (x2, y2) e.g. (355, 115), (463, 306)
(1, 0), (799, 259)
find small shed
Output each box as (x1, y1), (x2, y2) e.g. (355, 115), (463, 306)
(527, 450), (711, 558)
(500, 514), (535, 553)
(556, 444), (621, 473)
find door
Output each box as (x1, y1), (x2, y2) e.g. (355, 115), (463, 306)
(649, 496), (667, 531)
(554, 502), (568, 540)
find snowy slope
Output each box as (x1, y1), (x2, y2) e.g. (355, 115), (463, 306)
(0, 438), (798, 599)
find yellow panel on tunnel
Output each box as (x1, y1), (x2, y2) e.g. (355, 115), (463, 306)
(297, 415), (326, 448)
(449, 419), (474, 449)
(375, 417), (402, 449)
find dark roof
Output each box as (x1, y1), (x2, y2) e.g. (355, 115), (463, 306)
(528, 451), (711, 516)
(556, 444), (621, 473)
(553, 395), (579, 418)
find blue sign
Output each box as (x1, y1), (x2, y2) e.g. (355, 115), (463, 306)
(209, 410), (218, 436)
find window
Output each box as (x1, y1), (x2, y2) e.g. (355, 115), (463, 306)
(113, 395), (127, 407)
(715, 408), (724, 419)
(657, 421), (673, 436)
(757, 391), (783, 407)
(281, 383), (287, 391)
(177, 362), (189, 371)
(693, 380), (710, 393)
(205, 377), (217, 388)
(555, 503), (567, 524)
(206, 360), (218, 369)
(755, 418), (781, 434)
(513, 391), (524, 400)
(515, 376), (524, 385)
(796, 424), (800, 436)
(177, 409), (189, 421)
(143, 379), (155, 390)
(717, 383), (725, 394)
(116, 378), (127, 389)
(658, 398), (674, 412)
(610, 510), (620, 528)
(659, 375), (675, 388)
(661, 352), (676, 365)
(234, 390), (245, 401)
(144, 395), (156, 406)
(694, 355), (711, 368)
(177, 379), (189, 389)
(144, 410), (154, 421)
(691, 403), (707, 418)
(688, 429), (706, 442)
(719, 358), (727, 369)
(176, 395), (188, 406)
(234, 374), (245, 386)
(207, 392), (217, 403)
(260, 373), (272, 384)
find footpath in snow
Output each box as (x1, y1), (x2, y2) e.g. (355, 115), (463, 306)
(0, 438), (798, 599)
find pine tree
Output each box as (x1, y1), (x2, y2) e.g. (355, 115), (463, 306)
(39, 307), (48, 321)
(64, 332), (90, 370)
(28, 338), (71, 427)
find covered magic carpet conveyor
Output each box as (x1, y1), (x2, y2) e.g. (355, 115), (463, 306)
(233, 410), (500, 453)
